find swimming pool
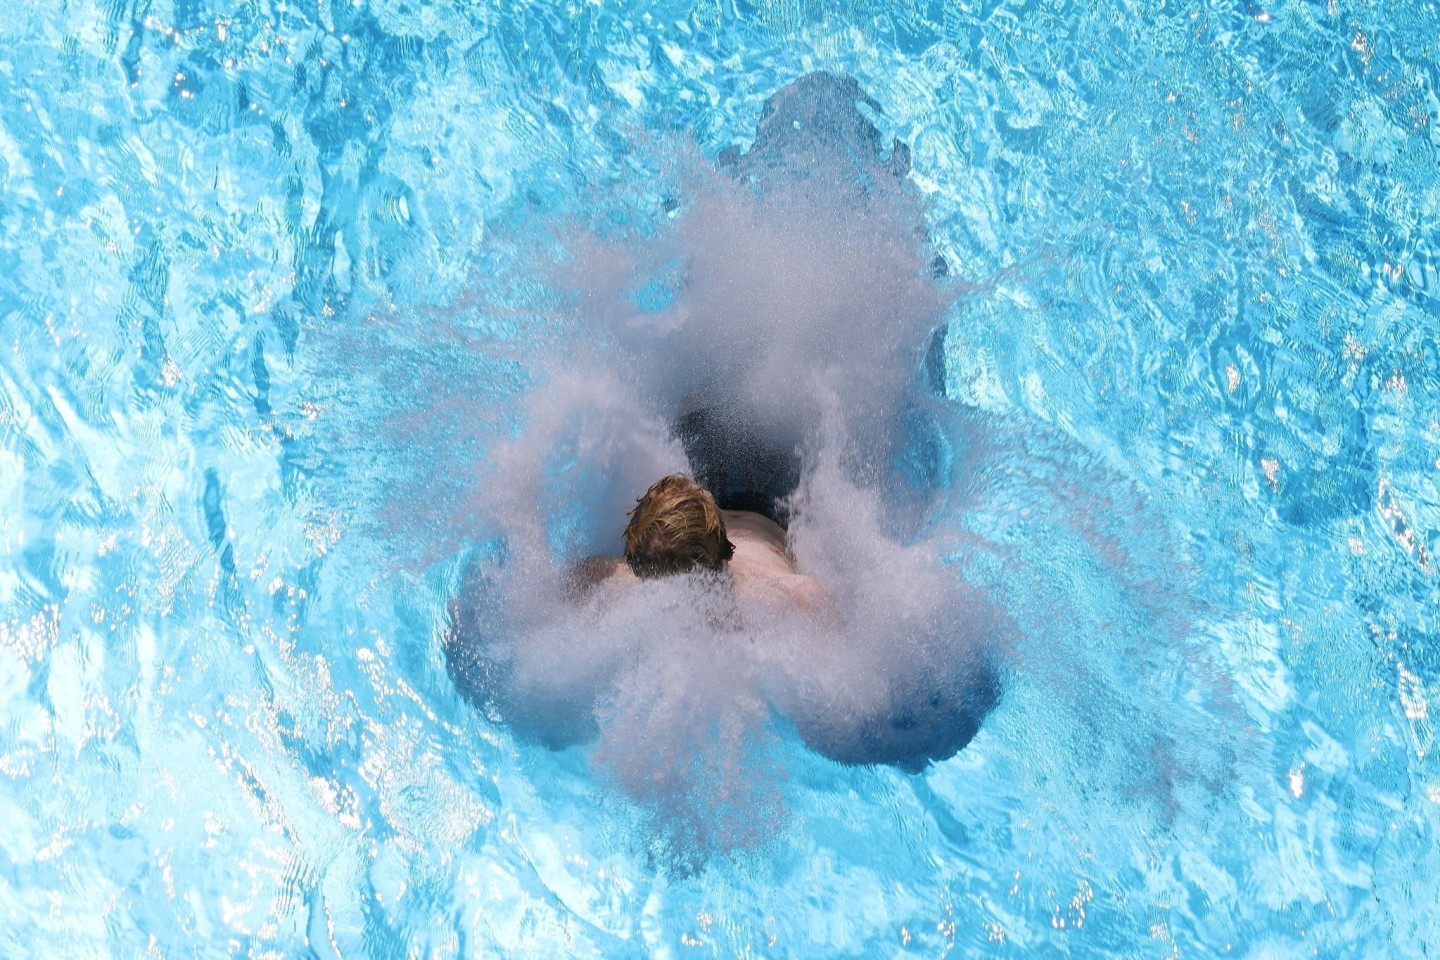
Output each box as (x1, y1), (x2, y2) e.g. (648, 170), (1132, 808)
(2, 0), (1438, 955)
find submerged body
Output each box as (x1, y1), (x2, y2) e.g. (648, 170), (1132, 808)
(446, 475), (999, 773)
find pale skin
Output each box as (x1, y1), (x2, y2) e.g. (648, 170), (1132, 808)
(568, 510), (836, 622)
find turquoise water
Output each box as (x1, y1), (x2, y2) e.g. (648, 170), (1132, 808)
(3, 0), (1439, 956)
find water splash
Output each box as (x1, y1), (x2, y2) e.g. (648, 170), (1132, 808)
(344, 72), (1226, 866)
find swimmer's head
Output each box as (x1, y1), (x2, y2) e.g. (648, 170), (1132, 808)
(623, 475), (735, 578)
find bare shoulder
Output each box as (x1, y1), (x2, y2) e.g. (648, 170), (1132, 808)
(564, 555), (635, 603)
(722, 510), (790, 554)
(784, 573), (838, 620)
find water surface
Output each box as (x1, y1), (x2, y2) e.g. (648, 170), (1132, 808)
(1, 0), (1438, 955)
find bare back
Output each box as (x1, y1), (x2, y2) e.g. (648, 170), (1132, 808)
(721, 511), (832, 617)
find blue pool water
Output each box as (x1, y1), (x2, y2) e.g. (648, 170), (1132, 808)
(3, 0), (1439, 955)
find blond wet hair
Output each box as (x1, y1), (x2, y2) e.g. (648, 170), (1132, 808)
(623, 475), (735, 578)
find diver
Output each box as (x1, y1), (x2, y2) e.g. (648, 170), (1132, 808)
(566, 473), (835, 623)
